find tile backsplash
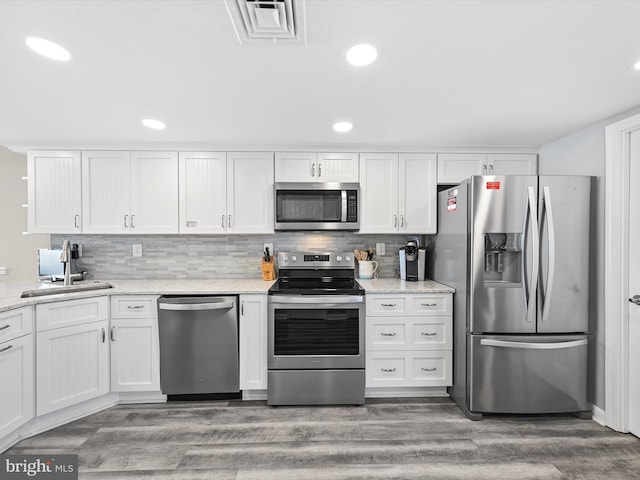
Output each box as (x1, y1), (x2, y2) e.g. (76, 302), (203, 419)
(51, 233), (433, 280)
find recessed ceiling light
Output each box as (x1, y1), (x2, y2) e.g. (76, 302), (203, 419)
(333, 121), (353, 133)
(634, 60), (640, 71)
(346, 44), (377, 67)
(25, 36), (71, 61)
(142, 119), (166, 130)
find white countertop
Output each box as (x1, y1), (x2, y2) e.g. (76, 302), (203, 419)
(356, 278), (455, 294)
(0, 277), (454, 313)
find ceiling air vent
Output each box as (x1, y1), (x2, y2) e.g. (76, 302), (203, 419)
(225, 0), (306, 44)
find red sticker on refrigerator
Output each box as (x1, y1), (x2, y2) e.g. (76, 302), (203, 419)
(486, 182), (501, 190)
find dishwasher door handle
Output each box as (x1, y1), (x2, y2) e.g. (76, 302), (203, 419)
(158, 301), (234, 311)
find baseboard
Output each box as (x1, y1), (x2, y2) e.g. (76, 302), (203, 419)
(365, 386), (449, 398)
(592, 404), (606, 426)
(118, 391), (167, 404)
(242, 390), (268, 401)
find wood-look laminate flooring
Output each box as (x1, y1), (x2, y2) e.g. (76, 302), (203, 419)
(7, 398), (640, 479)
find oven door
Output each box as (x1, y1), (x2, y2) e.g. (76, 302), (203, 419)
(268, 295), (365, 369)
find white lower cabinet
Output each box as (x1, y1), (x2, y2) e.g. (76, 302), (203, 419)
(239, 294), (268, 390)
(366, 293), (453, 389)
(109, 296), (160, 392)
(0, 307), (35, 440)
(36, 298), (110, 416)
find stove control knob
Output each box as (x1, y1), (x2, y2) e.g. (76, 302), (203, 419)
(345, 255), (351, 262)
(336, 255), (342, 262)
(291, 255), (297, 262)
(283, 255), (288, 262)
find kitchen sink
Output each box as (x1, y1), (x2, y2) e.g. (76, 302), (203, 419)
(20, 282), (114, 298)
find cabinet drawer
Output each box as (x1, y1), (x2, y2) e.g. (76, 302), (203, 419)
(0, 307), (33, 343)
(366, 351), (452, 387)
(36, 297), (109, 332)
(367, 316), (451, 351)
(406, 294), (451, 315)
(366, 296), (406, 315)
(111, 295), (159, 318)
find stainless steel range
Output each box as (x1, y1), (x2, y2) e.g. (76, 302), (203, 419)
(267, 252), (365, 406)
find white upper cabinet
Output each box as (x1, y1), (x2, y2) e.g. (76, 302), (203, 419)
(487, 153), (538, 176)
(399, 154), (437, 234)
(82, 151), (179, 234)
(27, 151), (82, 234)
(82, 151), (131, 234)
(226, 152), (274, 234)
(360, 153), (437, 234)
(179, 152), (227, 234)
(274, 152), (358, 182)
(437, 153), (537, 184)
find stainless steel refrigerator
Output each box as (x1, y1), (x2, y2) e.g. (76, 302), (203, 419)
(431, 175), (594, 419)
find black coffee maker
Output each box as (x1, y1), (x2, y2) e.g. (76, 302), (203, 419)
(399, 237), (426, 281)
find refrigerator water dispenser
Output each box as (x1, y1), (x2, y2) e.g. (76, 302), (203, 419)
(484, 233), (522, 285)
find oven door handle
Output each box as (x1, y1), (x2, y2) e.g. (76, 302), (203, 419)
(269, 295), (364, 305)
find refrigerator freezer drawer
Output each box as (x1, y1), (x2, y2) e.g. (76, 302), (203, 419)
(469, 334), (590, 414)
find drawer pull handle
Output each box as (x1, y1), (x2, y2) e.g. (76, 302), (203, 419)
(381, 303), (397, 307)
(381, 367), (397, 373)
(421, 367), (437, 372)
(381, 332), (397, 337)
(421, 332), (437, 336)
(0, 344), (13, 353)
(0, 324), (10, 331)
(421, 303), (437, 307)
(127, 305), (145, 309)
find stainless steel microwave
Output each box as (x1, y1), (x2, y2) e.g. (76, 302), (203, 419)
(274, 182), (359, 231)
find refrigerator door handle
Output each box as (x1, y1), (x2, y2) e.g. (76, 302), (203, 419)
(524, 186), (539, 323)
(480, 339), (587, 350)
(541, 186), (556, 324)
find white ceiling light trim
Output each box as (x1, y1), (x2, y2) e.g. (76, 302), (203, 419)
(142, 119), (166, 130)
(346, 44), (377, 66)
(25, 36), (71, 61)
(333, 121), (353, 133)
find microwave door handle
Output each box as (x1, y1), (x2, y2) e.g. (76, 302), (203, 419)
(341, 190), (347, 222)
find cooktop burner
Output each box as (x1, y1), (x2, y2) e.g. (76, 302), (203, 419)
(268, 251), (365, 296)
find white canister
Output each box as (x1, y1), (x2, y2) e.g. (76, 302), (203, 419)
(358, 260), (379, 279)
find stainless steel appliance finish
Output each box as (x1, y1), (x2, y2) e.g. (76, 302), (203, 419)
(274, 182), (359, 231)
(158, 296), (239, 395)
(267, 251), (365, 405)
(431, 175), (594, 418)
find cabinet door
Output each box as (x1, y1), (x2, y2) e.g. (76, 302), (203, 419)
(398, 153), (437, 234)
(27, 151), (82, 233)
(0, 335), (34, 439)
(130, 152), (179, 234)
(110, 318), (160, 392)
(179, 152), (227, 233)
(316, 153), (359, 182)
(488, 153), (538, 175)
(437, 153), (485, 184)
(226, 152), (274, 234)
(359, 153), (399, 234)
(239, 295), (268, 390)
(274, 152), (317, 182)
(37, 319), (109, 415)
(82, 151), (131, 234)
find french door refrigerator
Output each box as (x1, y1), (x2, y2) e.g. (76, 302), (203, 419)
(431, 175), (594, 420)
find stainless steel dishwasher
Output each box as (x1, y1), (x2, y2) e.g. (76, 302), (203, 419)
(158, 296), (239, 396)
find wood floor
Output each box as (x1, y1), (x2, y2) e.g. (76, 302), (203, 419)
(7, 397), (640, 479)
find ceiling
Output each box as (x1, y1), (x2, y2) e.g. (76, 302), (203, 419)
(2, 0), (640, 151)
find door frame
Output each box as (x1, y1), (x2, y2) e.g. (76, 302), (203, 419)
(604, 112), (640, 432)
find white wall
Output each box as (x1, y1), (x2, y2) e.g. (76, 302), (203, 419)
(539, 104), (640, 411)
(0, 147), (50, 280)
